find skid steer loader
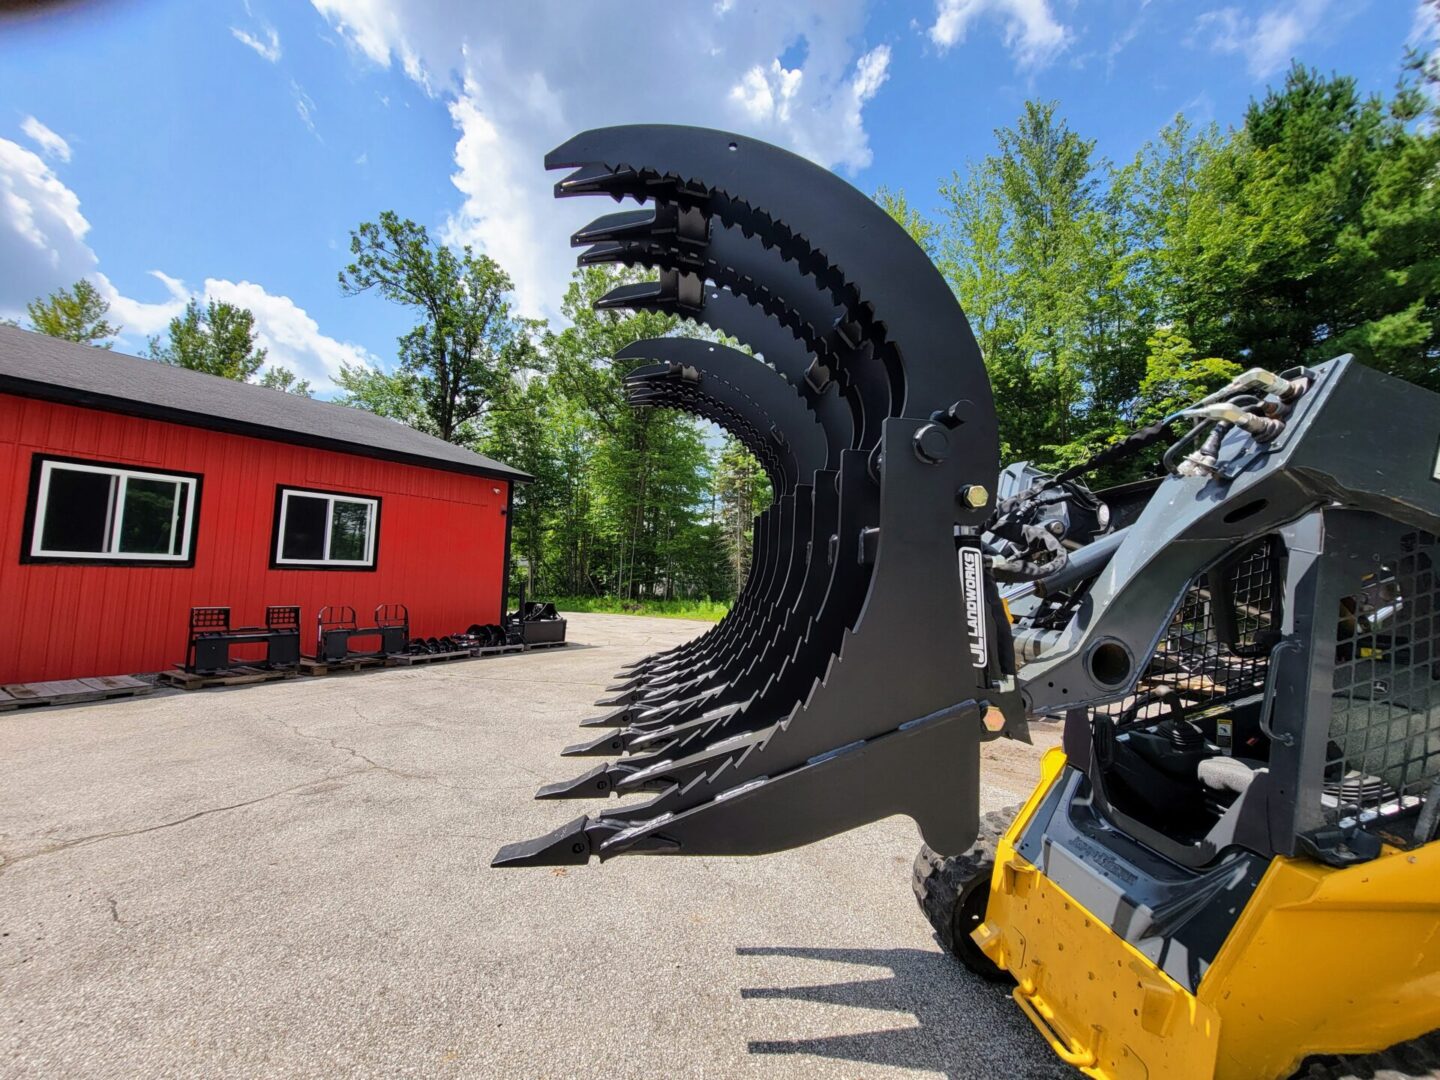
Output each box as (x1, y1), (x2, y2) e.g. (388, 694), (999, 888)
(494, 124), (1440, 1079)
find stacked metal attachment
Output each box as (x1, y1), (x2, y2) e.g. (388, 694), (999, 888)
(495, 125), (1020, 867)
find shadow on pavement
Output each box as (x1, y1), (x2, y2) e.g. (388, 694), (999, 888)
(737, 945), (1072, 1080)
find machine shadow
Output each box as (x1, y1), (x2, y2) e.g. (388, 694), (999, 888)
(737, 944), (1071, 1080)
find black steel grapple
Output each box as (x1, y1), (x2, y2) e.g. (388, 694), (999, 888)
(494, 125), (1019, 866)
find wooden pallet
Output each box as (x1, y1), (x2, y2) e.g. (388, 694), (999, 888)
(156, 666), (298, 690)
(0, 675), (154, 712)
(524, 640), (570, 651)
(472, 643), (526, 657)
(298, 655), (389, 677)
(388, 649), (473, 666)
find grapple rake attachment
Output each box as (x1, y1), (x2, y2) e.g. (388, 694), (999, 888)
(494, 125), (1017, 867)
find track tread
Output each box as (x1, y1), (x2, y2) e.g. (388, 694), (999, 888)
(912, 804), (1020, 982)
(1291, 1030), (1440, 1079)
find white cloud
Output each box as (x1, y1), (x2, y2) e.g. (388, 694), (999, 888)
(203, 278), (376, 390)
(928, 0), (1071, 69)
(231, 24), (282, 63)
(1192, 0), (1331, 79)
(1413, 1), (1440, 112)
(1414, 0), (1440, 45)
(0, 134), (95, 318)
(20, 116), (71, 162)
(0, 134), (364, 393)
(95, 270), (189, 337)
(309, 0), (894, 320)
(97, 273), (371, 392)
(291, 80), (319, 137)
(728, 44), (890, 171)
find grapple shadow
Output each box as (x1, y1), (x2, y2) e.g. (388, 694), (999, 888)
(736, 945), (1072, 1080)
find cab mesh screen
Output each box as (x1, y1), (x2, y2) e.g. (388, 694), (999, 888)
(1327, 530), (1440, 842)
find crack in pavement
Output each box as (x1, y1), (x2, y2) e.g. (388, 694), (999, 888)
(268, 713), (458, 791)
(0, 771), (367, 874)
(0, 714), (458, 874)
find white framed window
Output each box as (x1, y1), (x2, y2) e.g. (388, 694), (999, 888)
(273, 486), (379, 569)
(26, 456), (200, 564)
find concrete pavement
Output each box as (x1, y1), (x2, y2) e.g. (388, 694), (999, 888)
(0, 612), (1068, 1079)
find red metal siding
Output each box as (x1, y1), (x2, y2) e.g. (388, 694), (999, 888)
(0, 394), (510, 683)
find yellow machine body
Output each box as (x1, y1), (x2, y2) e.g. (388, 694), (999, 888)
(975, 748), (1440, 1080)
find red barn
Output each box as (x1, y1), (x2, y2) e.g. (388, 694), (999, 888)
(0, 325), (527, 684)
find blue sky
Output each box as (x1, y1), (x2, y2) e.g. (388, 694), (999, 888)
(0, 0), (1433, 395)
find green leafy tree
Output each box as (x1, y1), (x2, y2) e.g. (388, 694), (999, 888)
(1132, 328), (1242, 426)
(338, 211), (534, 444)
(26, 280), (118, 347)
(538, 266), (731, 601)
(937, 101), (1140, 465)
(1177, 65), (1440, 384)
(875, 186), (940, 257)
(258, 366), (314, 397)
(335, 363), (429, 428)
(712, 436), (773, 593)
(147, 298), (309, 394)
(482, 373), (567, 597)
(148, 299), (267, 379)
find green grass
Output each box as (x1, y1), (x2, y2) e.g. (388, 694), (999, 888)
(551, 596), (731, 622)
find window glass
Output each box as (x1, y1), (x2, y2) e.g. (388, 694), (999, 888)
(275, 488), (377, 567)
(40, 467), (114, 553)
(29, 458), (198, 563)
(280, 495), (329, 561)
(120, 477), (182, 555)
(329, 501), (370, 561)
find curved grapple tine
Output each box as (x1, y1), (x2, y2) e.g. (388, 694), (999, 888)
(545, 124), (996, 429)
(620, 339), (828, 484)
(499, 125), (1015, 868)
(612, 342), (826, 696)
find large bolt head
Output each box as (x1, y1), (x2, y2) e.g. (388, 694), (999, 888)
(959, 484), (990, 509)
(912, 423), (950, 464)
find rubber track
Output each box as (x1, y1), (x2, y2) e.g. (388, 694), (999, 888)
(912, 804), (1019, 979)
(1291, 1031), (1440, 1079)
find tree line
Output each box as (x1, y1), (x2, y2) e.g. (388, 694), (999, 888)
(9, 50), (1437, 606)
(881, 60), (1439, 474)
(8, 279), (313, 396)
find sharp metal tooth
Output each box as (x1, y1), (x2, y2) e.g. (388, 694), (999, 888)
(626, 702), (744, 751)
(579, 708), (634, 728)
(575, 241), (630, 267)
(595, 280), (664, 311)
(575, 204), (710, 250)
(595, 690), (636, 706)
(595, 270), (704, 313)
(606, 678), (643, 693)
(493, 805), (680, 866)
(572, 208), (656, 245)
(616, 726), (770, 791)
(491, 816), (595, 867)
(535, 764), (629, 800)
(553, 162), (640, 199)
(561, 731), (630, 757)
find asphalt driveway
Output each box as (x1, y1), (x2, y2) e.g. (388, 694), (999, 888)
(1, 612), (1067, 1079)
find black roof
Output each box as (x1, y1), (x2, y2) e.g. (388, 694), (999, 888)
(0, 326), (528, 482)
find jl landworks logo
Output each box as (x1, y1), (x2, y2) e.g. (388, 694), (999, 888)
(960, 546), (988, 669)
